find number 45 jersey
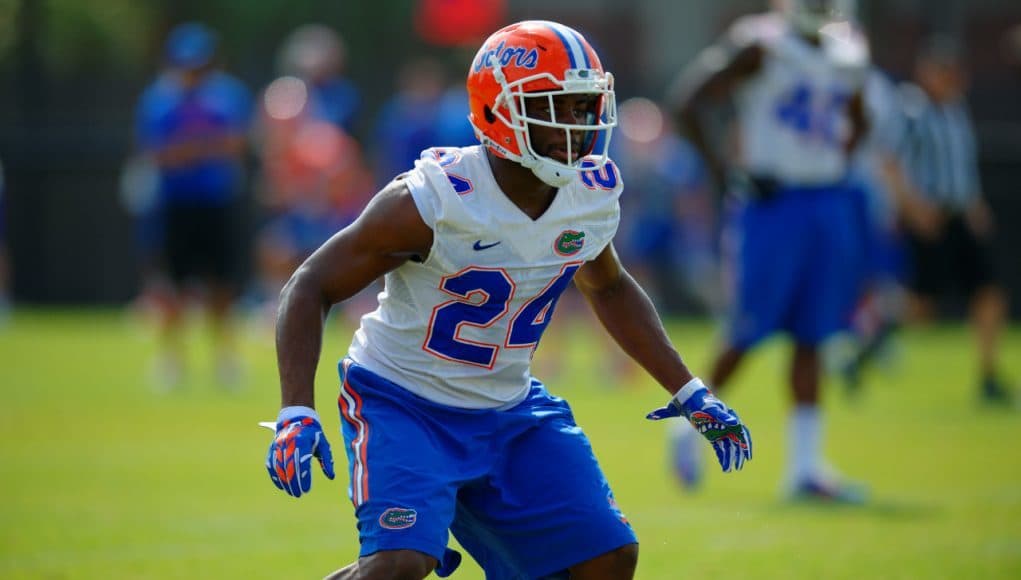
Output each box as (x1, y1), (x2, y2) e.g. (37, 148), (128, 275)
(348, 145), (623, 409)
(729, 13), (869, 186)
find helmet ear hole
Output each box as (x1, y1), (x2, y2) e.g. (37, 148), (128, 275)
(483, 105), (496, 124)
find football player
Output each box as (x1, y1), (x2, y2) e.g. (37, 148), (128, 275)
(263, 20), (751, 579)
(672, 0), (868, 501)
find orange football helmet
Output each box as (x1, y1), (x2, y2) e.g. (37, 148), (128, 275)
(467, 20), (616, 187)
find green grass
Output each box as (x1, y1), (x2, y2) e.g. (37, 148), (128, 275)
(1, 309), (1019, 579)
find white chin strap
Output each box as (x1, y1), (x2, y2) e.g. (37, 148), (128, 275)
(476, 131), (579, 188)
(523, 154), (577, 188)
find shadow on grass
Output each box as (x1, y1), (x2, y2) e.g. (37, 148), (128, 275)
(764, 496), (943, 521)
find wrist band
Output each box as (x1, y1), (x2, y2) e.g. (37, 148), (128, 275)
(277, 405), (320, 423)
(673, 377), (706, 406)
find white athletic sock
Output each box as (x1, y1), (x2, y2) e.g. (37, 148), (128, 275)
(670, 418), (702, 487)
(788, 404), (822, 486)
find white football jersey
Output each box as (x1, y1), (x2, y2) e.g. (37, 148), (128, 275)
(348, 145), (622, 409)
(729, 13), (869, 185)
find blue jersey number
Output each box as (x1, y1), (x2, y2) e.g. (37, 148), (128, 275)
(507, 263), (580, 348)
(424, 264), (580, 367)
(775, 83), (849, 145)
(425, 268), (514, 368)
(580, 159), (619, 190)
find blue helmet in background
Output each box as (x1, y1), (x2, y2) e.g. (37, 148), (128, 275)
(165, 22), (217, 70)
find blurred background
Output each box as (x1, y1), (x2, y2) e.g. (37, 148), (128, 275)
(1, 1), (1020, 579)
(0, 0), (1018, 313)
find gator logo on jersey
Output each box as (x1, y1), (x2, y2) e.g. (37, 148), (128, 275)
(379, 507), (418, 530)
(554, 230), (586, 256)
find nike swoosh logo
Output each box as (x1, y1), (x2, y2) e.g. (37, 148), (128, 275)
(473, 240), (502, 251)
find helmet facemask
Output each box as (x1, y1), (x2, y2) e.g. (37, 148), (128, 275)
(485, 64), (616, 187)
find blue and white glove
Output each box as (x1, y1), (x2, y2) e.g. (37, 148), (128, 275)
(647, 378), (752, 472)
(263, 406), (335, 497)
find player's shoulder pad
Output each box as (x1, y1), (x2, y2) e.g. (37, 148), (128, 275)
(416, 146), (476, 197)
(820, 22), (871, 82)
(728, 12), (786, 50)
(421, 146), (482, 177)
(407, 146), (479, 228)
(420, 146), (462, 165)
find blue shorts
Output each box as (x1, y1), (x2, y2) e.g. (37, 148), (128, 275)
(336, 358), (637, 579)
(725, 183), (860, 348)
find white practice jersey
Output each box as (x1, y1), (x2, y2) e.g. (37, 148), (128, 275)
(729, 13), (869, 185)
(348, 145), (622, 409)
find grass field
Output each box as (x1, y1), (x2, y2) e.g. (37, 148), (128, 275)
(1, 308), (1019, 579)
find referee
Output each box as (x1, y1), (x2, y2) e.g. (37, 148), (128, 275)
(898, 37), (1011, 403)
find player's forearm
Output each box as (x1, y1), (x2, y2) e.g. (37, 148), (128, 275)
(275, 268), (330, 409)
(582, 274), (694, 394)
(673, 44), (759, 185)
(845, 95), (869, 154)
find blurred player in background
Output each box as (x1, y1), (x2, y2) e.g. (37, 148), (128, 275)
(433, 77), (479, 148)
(263, 20), (750, 579)
(134, 22), (252, 387)
(371, 57), (458, 186)
(275, 24), (361, 134)
(672, 0), (868, 499)
(897, 37), (1012, 404)
(252, 25), (374, 326)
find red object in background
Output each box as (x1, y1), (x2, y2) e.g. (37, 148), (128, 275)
(415, 0), (508, 47)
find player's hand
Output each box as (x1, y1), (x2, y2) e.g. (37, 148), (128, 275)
(263, 406), (335, 497)
(647, 378), (752, 472)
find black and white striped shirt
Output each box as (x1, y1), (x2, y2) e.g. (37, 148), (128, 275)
(896, 85), (982, 211)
